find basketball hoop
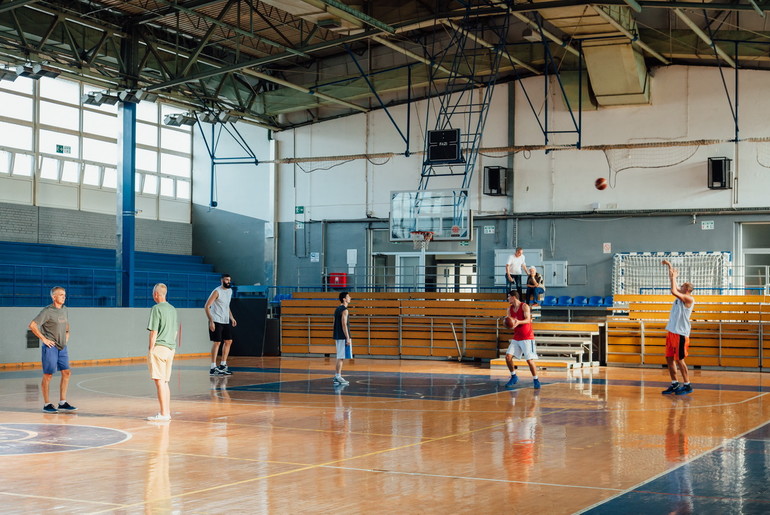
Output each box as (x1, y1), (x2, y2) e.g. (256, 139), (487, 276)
(410, 231), (434, 250)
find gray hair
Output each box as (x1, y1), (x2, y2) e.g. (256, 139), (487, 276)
(50, 286), (65, 298)
(153, 283), (168, 295)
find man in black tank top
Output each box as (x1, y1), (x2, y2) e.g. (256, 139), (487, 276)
(332, 292), (352, 385)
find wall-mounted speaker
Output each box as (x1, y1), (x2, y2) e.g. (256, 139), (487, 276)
(708, 157), (732, 189)
(426, 129), (462, 163)
(483, 166), (508, 196)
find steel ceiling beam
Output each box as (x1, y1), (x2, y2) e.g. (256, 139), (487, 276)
(593, 6), (670, 64)
(134, 0), (228, 25)
(674, 8), (736, 68)
(309, 0), (396, 34)
(442, 19), (539, 74)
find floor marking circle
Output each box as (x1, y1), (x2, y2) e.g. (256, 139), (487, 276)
(0, 424), (131, 456)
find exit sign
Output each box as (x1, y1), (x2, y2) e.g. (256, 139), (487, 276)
(56, 144), (72, 154)
(295, 206), (304, 214)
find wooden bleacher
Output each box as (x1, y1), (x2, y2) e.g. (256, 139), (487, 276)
(280, 292), (604, 365)
(607, 294), (770, 369)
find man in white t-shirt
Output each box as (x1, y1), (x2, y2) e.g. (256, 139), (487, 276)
(506, 248), (528, 296)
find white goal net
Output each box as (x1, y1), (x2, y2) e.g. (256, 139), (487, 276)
(612, 251), (731, 296)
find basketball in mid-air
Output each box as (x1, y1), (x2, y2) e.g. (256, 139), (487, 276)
(595, 177), (608, 190)
(503, 316), (515, 329)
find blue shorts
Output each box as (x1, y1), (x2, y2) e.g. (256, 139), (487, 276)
(42, 345), (70, 375)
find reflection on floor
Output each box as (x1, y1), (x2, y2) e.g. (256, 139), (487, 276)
(0, 356), (769, 513)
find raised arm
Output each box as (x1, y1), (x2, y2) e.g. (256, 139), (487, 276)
(662, 260), (693, 307)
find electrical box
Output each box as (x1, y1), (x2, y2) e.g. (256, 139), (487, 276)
(543, 261), (568, 287)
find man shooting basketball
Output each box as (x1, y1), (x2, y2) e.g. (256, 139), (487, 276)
(661, 260), (695, 395)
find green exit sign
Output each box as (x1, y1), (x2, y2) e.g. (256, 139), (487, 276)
(295, 206), (304, 214)
(56, 144), (72, 154)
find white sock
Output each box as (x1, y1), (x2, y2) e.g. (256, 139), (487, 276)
(58, 400), (66, 405)
(511, 372), (517, 376)
(532, 376), (538, 380)
(221, 361), (227, 366)
(211, 363), (217, 369)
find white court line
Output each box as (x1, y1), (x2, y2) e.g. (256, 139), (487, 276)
(320, 465), (627, 492)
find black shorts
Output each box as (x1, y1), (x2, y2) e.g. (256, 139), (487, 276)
(209, 322), (233, 342)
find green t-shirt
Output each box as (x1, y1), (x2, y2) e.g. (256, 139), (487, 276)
(147, 301), (178, 350)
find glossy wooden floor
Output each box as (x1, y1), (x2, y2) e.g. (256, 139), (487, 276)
(1, 357), (770, 514)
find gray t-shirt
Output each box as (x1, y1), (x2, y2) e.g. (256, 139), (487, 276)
(32, 304), (69, 350)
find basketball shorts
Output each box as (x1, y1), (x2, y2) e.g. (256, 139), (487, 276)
(506, 339), (538, 361)
(335, 339), (352, 360)
(148, 345), (175, 381)
(209, 322), (233, 342)
(41, 345), (69, 375)
(665, 332), (689, 359)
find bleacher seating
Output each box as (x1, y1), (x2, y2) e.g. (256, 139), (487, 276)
(556, 295), (573, 306)
(573, 295), (588, 306)
(587, 296), (603, 307)
(607, 293), (770, 369)
(0, 240), (220, 307)
(603, 295), (614, 306)
(542, 295), (557, 306)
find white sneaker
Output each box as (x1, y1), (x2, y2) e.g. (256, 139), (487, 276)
(333, 376), (350, 385)
(147, 413), (171, 421)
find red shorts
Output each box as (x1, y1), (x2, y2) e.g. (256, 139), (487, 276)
(665, 332), (689, 360)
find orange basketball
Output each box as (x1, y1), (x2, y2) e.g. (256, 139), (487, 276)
(503, 316), (515, 329)
(595, 177), (608, 190)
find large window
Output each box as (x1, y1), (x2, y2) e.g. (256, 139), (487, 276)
(0, 75), (193, 216)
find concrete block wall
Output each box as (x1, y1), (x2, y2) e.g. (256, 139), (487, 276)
(0, 202), (192, 255)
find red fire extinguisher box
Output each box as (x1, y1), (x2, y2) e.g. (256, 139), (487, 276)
(328, 272), (347, 288)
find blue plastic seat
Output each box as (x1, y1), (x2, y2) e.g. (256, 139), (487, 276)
(587, 296), (603, 307)
(603, 295), (614, 307)
(542, 295), (557, 306)
(556, 296), (573, 306)
(573, 295), (588, 306)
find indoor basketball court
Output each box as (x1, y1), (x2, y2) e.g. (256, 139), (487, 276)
(1, 356), (768, 513)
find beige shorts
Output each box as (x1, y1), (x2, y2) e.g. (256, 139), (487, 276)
(148, 345), (175, 381)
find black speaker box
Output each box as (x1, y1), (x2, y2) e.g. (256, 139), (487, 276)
(483, 166), (508, 196)
(708, 157), (732, 189)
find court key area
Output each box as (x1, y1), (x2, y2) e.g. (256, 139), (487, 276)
(0, 357), (769, 513)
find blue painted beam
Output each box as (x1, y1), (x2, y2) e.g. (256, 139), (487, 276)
(116, 101), (137, 307)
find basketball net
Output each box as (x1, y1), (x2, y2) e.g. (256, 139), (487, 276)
(410, 231), (434, 250)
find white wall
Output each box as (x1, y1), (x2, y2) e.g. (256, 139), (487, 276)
(0, 308), (210, 365)
(266, 65), (770, 223)
(191, 122), (273, 221)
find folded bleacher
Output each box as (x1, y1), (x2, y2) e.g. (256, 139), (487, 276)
(0, 241), (220, 307)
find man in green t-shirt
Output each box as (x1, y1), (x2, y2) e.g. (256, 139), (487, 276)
(146, 283), (178, 421)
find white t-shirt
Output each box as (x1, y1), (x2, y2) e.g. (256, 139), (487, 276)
(506, 253), (527, 275)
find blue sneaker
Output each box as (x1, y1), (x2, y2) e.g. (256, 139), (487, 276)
(533, 378), (541, 389)
(662, 382), (680, 394)
(58, 402), (77, 411)
(42, 403), (58, 413)
(505, 375), (519, 387)
(675, 384), (693, 395)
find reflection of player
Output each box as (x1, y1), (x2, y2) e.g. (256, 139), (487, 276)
(504, 390), (541, 484)
(664, 400), (694, 514)
(329, 384), (351, 486)
(209, 375), (231, 403)
(144, 421), (171, 514)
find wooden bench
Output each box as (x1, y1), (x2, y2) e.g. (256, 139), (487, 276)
(607, 294), (769, 369)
